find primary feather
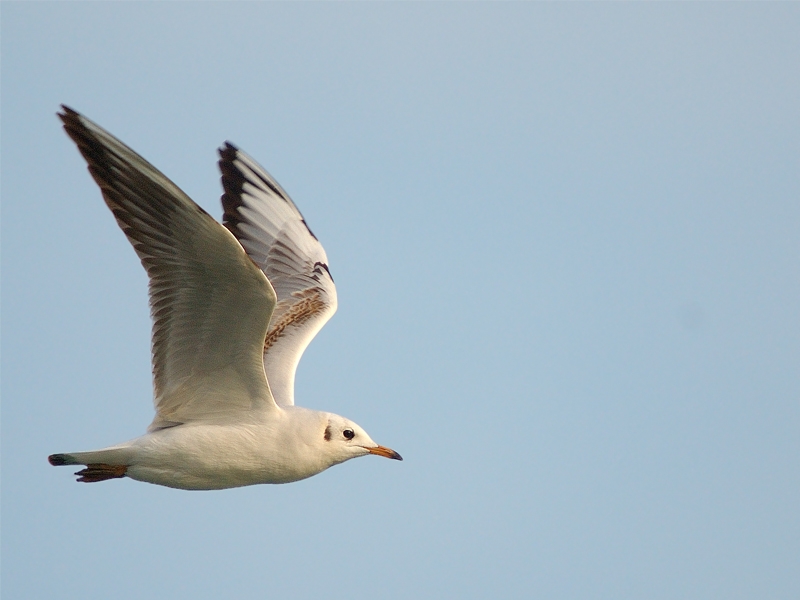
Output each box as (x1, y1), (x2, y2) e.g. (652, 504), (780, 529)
(60, 108), (279, 431)
(219, 144), (337, 407)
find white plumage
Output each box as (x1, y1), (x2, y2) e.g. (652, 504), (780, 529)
(48, 107), (400, 490)
(219, 142), (338, 409)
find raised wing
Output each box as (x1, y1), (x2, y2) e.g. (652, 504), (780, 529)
(219, 143), (337, 407)
(60, 107), (279, 431)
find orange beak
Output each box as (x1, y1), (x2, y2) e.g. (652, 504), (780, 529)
(366, 445), (403, 461)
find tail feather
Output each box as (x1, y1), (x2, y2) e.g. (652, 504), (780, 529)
(49, 453), (129, 483)
(48, 453), (78, 466)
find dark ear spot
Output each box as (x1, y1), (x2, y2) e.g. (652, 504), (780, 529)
(324, 423), (332, 442)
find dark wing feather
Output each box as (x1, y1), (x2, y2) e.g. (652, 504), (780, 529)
(219, 143), (337, 407)
(60, 108), (278, 430)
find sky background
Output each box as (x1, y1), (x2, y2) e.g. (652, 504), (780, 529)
(2, 3), (799, 599)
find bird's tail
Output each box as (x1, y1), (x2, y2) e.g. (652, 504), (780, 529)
(49, 451), (129, 483)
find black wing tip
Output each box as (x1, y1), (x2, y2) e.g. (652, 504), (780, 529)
(220, 141), (239, 155)
(58, 105), (84, 136)
(58, 104), (76, 119)
(218, 141), (240, 166)
(219, 143), (248, 230)
(217, 138), (322, 246)
(57, 106), (119, 191)
(58, 106), (90, 140)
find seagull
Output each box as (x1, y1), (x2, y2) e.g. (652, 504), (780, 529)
(49, 106), (401, 490)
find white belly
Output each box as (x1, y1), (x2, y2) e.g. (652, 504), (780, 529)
(124, 421), (329, 490)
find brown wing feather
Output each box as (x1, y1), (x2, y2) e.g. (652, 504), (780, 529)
(219, 143), (337, 406)
(60, 107), (278, 429)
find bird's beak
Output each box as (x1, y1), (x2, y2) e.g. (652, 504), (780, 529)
(366, 445), (403, 461)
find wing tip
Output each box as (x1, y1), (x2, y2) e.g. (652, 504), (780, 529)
(218, 141), (239, 162)
(217, 144), (322, 243)
(219, 143), (248, 232)
(58, 104), (77, 121)
(58, 104), (84, 138)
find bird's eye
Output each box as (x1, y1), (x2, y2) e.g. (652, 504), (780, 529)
(343, 429), (355, 440)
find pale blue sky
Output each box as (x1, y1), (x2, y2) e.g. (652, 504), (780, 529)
(2, 3), (799, 599)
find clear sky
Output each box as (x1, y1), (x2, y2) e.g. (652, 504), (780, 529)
(2, 3), (798, 599)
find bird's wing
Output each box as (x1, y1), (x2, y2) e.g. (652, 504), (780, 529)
(218, 143), (337, 407)
(59, 107), (279, 431)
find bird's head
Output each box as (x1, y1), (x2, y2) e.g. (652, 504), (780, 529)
(321, 414), (402, 465)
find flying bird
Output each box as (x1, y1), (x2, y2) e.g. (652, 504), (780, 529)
(49, 106), (401, 490)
